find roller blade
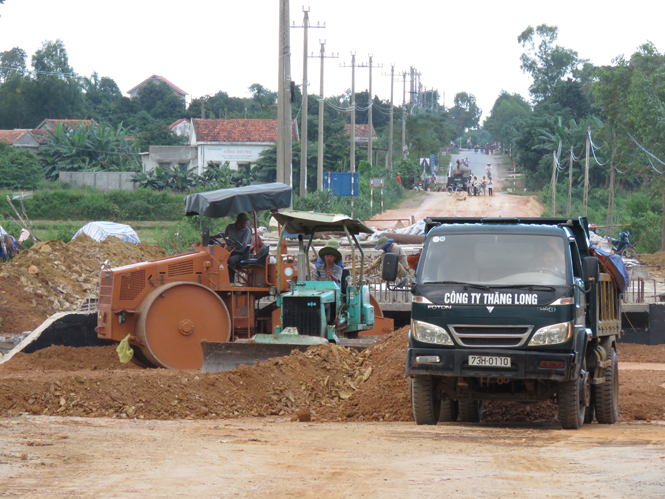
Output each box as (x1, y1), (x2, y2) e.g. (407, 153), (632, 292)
(201, 341), (313, 372)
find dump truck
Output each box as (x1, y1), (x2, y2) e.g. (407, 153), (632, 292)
(95, 183), (392, 370)
(384, 217), (623, 430)
(201, 210), (394, 372)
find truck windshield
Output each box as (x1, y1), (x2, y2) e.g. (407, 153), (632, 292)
(420, 233), (569, 286)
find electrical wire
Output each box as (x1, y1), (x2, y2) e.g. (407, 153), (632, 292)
(627, 132), (665, 174)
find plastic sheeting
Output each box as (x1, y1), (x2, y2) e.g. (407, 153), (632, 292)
(71, 222), (140, 245)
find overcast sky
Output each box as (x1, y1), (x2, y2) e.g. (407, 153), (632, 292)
(1, 1), (664, 122)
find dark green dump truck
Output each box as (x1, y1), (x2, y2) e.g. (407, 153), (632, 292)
(388, 217), (622, 429)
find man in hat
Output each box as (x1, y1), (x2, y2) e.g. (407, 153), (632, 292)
(224, 212), (252, 283)
(313, 241), (343, 284)
(367, 236), (410, 279)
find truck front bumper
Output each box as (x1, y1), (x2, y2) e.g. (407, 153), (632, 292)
(405, 348), (578, 381)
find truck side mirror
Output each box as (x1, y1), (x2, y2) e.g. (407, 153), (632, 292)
(381, 252), (399, 281)
(201, 227), (210, 247)
(582, 257), (599, 286)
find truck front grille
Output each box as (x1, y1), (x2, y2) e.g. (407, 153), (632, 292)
(449, 325), (532, 348)
(282, 297), (321, 336)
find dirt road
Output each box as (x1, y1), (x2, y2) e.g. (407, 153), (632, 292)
(1, 416), (664, 498)
(371, 153), (542, 231)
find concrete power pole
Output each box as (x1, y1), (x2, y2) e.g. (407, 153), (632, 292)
(341, 54), (368, 217)
(299, 9), (309, 198)
(401, 70), (407, 159)
(384, 64), (395, 173)
(567, 147), (573, 216)
(277, 0), (292, 187)
(310, 41), (337, 191)
(293, 9), (324, 198)
(583, 127), (590, 217)
(366, 55), (382, 166)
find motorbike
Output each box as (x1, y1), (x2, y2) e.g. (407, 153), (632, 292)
(608, 231), (636, 258)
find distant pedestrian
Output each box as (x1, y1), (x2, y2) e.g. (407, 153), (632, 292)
(488, 178), (494, 196)
(395, 174), (402, 185)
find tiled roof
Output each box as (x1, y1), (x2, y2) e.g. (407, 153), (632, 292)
(193, 119), (280, 143)
(127, 75), (188, 97)
(0, 130), (27, 145)
(169, 118), (190, 129)
(35, 119), (95, 131)
(344, 123), (377, 142)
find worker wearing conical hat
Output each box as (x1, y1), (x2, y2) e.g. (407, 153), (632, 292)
(313, 240), (343, 284)
(367, 236), (410, 279)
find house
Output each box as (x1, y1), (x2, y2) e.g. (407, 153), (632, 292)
(140, 145), (197, 173)
(127, 75), (187, 104)
(169, 118), (190, 139)
(0, 130), (41, 151)
(29, 119), (96, 146)
(344, 123), (377, 145)
(189, 119), (282, 174)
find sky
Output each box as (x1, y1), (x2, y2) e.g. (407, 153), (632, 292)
(1, 1), (665, 123)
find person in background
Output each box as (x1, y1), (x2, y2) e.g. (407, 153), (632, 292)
(224, 212), (252, 283)
(314, 239), (345, 269)
(366, 236), (410, 279)
(488, 177), (494, 196)
(395, 174), (402, 185)
(313, 241), (343, 284)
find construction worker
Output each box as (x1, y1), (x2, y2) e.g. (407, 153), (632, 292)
(367, 236), (410, 279)
(313, 241), (343, 284)
(224, 212), (252, 283)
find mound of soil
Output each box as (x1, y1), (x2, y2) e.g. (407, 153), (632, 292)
(0, 235), (165, 335)
(1, 328), (664, 424)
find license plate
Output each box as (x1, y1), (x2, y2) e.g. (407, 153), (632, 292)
(468, 355), (511, 367)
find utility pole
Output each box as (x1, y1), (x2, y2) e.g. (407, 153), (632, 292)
(583, 127), (590, 217)
(310, 41), (337, 191)
(292, 8), (324, 198)
(606, 131), (617, 240)
(567, 146), (573, 216)
(277, 0), (292, 188)
(401, 70), (407, 159)
(550, 151), (557, 217)
(341, 54), (368, 217)
(366, 55), (382, 165)
(381, 64), (395, 173)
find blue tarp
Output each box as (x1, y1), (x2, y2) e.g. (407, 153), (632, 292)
(71, 222), (140, 245)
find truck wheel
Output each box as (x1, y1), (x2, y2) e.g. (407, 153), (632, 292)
(459, 400), (483, 422)
(411, 376), (440, 425)
(439, 399), (459, 422)
(595, 348), (619, 424)
(558, 359), (589, 429)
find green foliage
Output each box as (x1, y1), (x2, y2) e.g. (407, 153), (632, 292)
(448, 92), (482, 131)
(393, 157), (422, 189)
(39, 121), (140, 179)
(406, 113), (450, 159)
(518, 25), (586, 102)
(0, 144), (43, 189)
(134, 120), (187, 152)
(4, 188), (185, 221)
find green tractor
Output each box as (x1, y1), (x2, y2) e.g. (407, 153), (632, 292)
(201, 210), (394, 372)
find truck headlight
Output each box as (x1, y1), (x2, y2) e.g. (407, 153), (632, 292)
(529, 322), (572, 345)
(412, 320), (453, 345)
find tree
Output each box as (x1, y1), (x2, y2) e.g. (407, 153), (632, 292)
(483, 91), (531, 145)
(448, 92), (481, 131)
(0, 47), (27, 82)
(249, 83), (277, 112)
(137, 81), (185, 122)
(39, 121), (139, 179)
(518, 25), (585, 103)
(135, 120), (188, 152)
(406, 113), (450, 159)
(0, 143), (43, 189)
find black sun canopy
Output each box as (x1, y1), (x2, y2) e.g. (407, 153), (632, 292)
(184, 183), (292, 218)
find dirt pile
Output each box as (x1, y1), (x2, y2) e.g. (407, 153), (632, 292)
(636, 251), (665, 267)
(1, 329), (664, 424)
(0, 235), (165, 335)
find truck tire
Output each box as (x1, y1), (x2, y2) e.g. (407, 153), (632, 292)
(439, 399), (459, 422)
(411, 376), (440, 425)
(459, 400), (483, 423)
(558, 359), (589, 429)
(595, 348), (619, 424)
